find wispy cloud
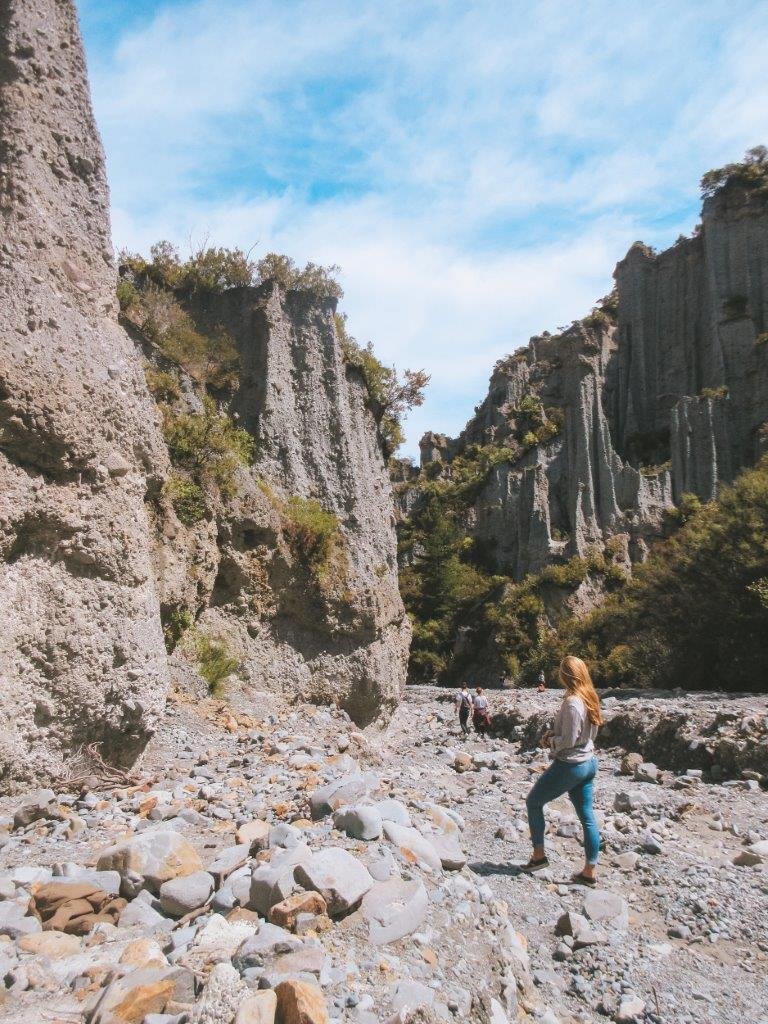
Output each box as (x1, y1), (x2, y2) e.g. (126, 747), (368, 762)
(80, 0), (768, 456)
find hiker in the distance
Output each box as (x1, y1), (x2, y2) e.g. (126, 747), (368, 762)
(472, 686), (491, 735)
(537, 670), (546, 693)
(523, 655), (603, 885)
(456, 685), (472, 736)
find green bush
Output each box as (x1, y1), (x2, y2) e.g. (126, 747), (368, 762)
(756, 331), (768, 346)
(336, 313), (428, 457)
(136, 287), (240, 392)
(163, 397), (255, 498)
(193, 633), (241, 696)
(281, 496), (341, 576)
(120, 240), (256, 292)
(256, 253), (344, 299)
(166, 474), (207, 525)
(116, 277), (139, 311)
(700, 145), (768, 200)
(162, 606), (193, 653)
(145, 367), (180, 402)
(556, 459), (768, 690)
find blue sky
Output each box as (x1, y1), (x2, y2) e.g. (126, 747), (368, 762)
(78, 0), (768, 458)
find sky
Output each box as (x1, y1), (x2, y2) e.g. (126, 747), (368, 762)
(78, 0), (768, 459)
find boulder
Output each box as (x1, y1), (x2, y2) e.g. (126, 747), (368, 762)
(583, 890), (629, 932)
(189, 962), (245, 1024)
(375, 799), (412, 827)
(294, 848), (373, 917)
(382, 822), (442, 872)
(236, 991), (277, 1024)
(18, 930), (81, 958)
(361, 878), (428, 945)
(274, 979), (329, 1024)
(309, 773), (377, 820)
(159, 870), (214, 918)
(268, 891), (328, 931)
(233, 924), (303, 972)
(333, 803), (383, 841)
(428, 833), (466, 871)
(85, 966), (194, 1024)
(97, 831), (203, 893)
(237, 820), (271, 852)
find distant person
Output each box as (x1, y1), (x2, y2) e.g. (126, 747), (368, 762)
(523, 656), (603, 885)
(456, 685), (472, 735)
(537, 670), (546, 693)
(498, 673), (506, 689)
(472, 687), (491, 735)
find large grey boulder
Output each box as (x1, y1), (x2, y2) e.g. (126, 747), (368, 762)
(382, 822), (442, 872)
(97, 831), (203, 894)
(0, 0), (169, 789)
(333, 803), (383, 841)
(294, 848), (373, 916)
(361, 877), (428, 945)
(159, 871), (215, 918)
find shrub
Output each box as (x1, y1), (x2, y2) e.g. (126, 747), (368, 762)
(700, 145), (768, 200)
(756, 332), (768, 346)
(136, 287), (240, 392)
(193, 632), (241, 696)
(281, 496), (341, 576)
(120, 240), (256, 292)
(257, 253), (344, 299)
(337, 313), (428, 457)
(163, 397), (255, 498)
(145, 367), (180, 402)
(521, 431), (538, 449)
(162, 606), (193, 653)
(116, 277), (139, 311)
(559, 458), (768, 690)
(700, 386), (729, 400)
(166, 474), (207, 525)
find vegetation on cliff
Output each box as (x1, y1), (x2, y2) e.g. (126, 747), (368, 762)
(541, 460), (768, 691)
(700, 145), (768, 200)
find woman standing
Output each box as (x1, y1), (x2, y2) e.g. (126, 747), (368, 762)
(523, 656), (603, 884)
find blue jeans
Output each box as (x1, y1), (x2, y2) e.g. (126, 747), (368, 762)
(526, 756), (600, 864)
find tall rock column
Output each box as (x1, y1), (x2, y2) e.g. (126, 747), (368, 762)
(0, 1), (169, 788)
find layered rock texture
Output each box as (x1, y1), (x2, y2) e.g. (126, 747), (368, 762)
(0, 0), (408, 789)
(152, 284), (409, 726)
(0, 0), (170, 787)
(400, 185), (768, 581)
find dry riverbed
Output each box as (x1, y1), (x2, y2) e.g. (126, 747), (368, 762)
(0, 683), (766, 1024)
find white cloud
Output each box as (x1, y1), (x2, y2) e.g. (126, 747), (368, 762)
(82, 0), (768, 457)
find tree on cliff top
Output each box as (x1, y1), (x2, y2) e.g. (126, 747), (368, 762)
(700, 145), (768, 200)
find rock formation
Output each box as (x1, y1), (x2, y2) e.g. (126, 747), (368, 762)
(153, 284), (410, 726)
(400, 182), (768, 581)
(0, 0), (409, 789)
(0, 0), (170, 787)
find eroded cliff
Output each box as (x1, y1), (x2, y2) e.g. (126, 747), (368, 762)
(0, 0), (409, 789)
(398, 169), (768, 683)
(0, 0), (170, 786)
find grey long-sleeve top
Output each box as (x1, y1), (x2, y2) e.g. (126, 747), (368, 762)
(549, 695), (597, 763)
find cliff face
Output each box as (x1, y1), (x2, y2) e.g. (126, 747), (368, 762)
(398, 179), (768, 684)
(614, 189), (768, 502)
(0, 0), (409, 788)
(0, 0), (170, 786)
(402, 185), (768, 585)
(156, 284), (410, 725)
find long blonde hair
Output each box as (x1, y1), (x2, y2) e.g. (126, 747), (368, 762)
(559, 656), (603, 726)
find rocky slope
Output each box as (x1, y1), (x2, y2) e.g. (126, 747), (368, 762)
(0, 685), (766, 1024)
(0, 0), (408, 790)
(0, 0), (170, 788)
